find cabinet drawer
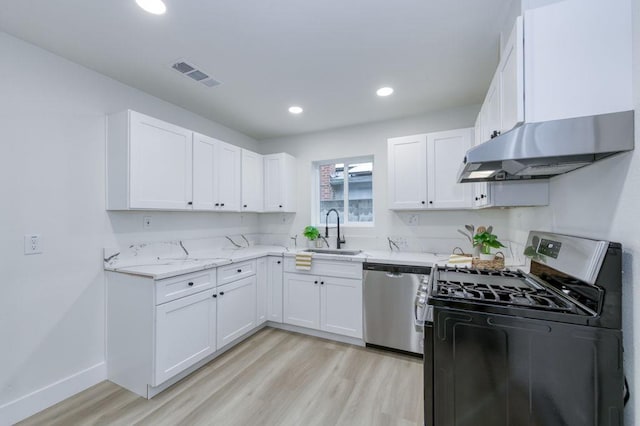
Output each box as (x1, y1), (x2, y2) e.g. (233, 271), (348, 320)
(284, 257), (362, 280)
(217, 260), (257, 285)
(155, 271), (216, 305)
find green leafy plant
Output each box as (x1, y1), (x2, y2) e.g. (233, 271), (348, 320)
(303, 226), (320, 241)
(473, 231), (505, 255)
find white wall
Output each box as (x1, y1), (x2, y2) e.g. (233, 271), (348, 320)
(0, 32), (259, 424)
(508, 1), (640, 423)
(258, 105), (511, 253)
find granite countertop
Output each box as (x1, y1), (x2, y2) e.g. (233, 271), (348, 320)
(105, 245), (526, 280)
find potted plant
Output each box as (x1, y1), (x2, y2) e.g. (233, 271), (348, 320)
(473, 230), (506, 260)
(303, 226), (321, 248)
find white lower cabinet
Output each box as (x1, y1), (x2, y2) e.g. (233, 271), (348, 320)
(154, 289), (216, 386)
(267, 256), (284, 322)
(216, 275), (257, 349)
(283, 272), (362, 339)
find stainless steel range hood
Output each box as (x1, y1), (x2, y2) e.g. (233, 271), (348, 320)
(458, 110), (634, 183)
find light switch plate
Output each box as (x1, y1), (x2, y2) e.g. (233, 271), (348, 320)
(407, 214), (420, 226)
(143, 216), (152, 229)
(24, 234), (42, 255)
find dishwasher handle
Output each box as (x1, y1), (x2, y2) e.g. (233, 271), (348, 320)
(385, 272), (404, 278)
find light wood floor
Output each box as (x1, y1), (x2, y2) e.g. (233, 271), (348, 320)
(19, 328), (424, 426)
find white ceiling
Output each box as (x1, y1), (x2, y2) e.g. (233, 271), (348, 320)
(0, 0), (513, 139)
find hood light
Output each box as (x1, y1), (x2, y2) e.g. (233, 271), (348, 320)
(136, 0), (167, 15)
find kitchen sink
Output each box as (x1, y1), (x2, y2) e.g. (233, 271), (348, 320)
(304, 249), (362, 256)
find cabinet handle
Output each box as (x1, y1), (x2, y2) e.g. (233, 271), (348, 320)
(277, 261), (281, 264)
(320, 281), (324, 285)
(215, 203), (220, 206)
(475, 197), (479, 201)
(188, 201), (193, 205)
(314, 280), (318, 284)
(279, 205), (283, 208)
(429, 201), (433, 205)
(421, 201), (426, 205)
(219, 291), (225, 296)
(188, 282), (194, 286)
(481, 194), (486, 199)
(237, 269), (242, 273)
(243, 204), (247, 208)
(221, 203), (225, 207)
(212, 294), (217, 298)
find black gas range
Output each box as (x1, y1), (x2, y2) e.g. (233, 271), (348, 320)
(421, 231), (626, 426)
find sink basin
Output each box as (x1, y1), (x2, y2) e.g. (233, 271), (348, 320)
(304, 249), (362, 256)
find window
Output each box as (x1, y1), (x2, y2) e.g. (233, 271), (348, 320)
(314, 156), (374, 226)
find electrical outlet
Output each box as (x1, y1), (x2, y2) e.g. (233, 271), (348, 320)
(143, 216), (152, 229)
(24, 234), (42, 255)
(407, 214), (419, 226)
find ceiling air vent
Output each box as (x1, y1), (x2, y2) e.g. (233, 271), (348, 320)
(170, 59), (221, 88)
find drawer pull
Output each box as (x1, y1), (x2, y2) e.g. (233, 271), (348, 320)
(277, 260), (281, 264)
(188, 282), (194, 286)
(314, 281), (318, 284)
(320, 281), (325, 285)
(237, 269), (242, 273)
(219, 291), (225, 296)
(212, 294), (217, 298)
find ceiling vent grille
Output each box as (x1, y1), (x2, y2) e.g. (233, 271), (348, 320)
(171, 59), (221, 88)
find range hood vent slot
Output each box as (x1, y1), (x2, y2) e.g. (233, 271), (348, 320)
(170, 59), (221, 88)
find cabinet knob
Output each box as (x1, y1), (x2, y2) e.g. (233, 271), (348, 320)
(215, 203), (220, 207)
(221, 203), (225, 207)
(279, 205), (283, 208)
(475, 197), (479, 201)
(237, 269), (242, 273)
(481, 194), (486, 199)
(212, 294), (217, 298)
(243, 204), (247, 208)
(219, 291), (225, 296)
(188, 282), (194, 286)
(320, 281), (324, 285)
(314, 280), (318, 284)
(187, 201), (193, 205)
(429, 201), (433, 205)
(277, 261), (281, 264)
(421, 201), (426, 205)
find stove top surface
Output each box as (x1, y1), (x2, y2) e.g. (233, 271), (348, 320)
(431, 266), (578, 313)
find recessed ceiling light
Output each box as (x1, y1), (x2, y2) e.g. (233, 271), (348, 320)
(376, 87), (394, 97)
(288, 106), (303, 114)
(136, 0), (166, 15)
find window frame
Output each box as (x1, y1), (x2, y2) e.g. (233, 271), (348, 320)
(312, 155), (375, 228)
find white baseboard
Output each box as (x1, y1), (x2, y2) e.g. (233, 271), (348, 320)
(267, 322), (365, 347)
(0, 362), (106, 425)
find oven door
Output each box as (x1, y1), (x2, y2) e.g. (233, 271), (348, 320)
(415, 289), (434, 426)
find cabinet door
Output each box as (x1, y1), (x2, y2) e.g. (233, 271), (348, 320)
(154, 289), (216, 386)
(241, 149), (264, 212)
(483, 73), (502, 141)
(499, 16), (524, 133)
(320, 277), (362, 338)
(427, 129), (473, 209)
(217, 276), (257, 349)
(192, 132), (217, 210)
(267, 256), (284, 322)
(263, 154), (283, 212)
(129, 112), (193, 210)
(256, 258), (268, 325)
(387, 135), (428, 210)
(215, 141), (242, 211)
(283, 273), (320, 330)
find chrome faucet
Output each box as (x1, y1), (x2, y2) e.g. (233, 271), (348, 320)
(325, 209), (346, 249)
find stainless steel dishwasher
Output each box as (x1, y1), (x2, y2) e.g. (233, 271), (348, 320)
(363, 262), (431, 355)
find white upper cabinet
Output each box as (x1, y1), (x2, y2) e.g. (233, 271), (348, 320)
(107, 110), (194, 210)
(263, 153), (296, 212)
(524, 0), (632, 123)
(193, 133), (241, 212)
(499, 16), (524, 133)
(387, 135), (428, 210)
(427, 129), (473, 209)
(483, 72), (502, 141)
(388, 128), (473, 210)
(241, 149), (264, 212)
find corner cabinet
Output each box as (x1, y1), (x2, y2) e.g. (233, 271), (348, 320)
(107, 110), (194, 210)
(388, 128), (473, 210)
(267, 256), (284, 322)
(263, 153), (296, 212)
